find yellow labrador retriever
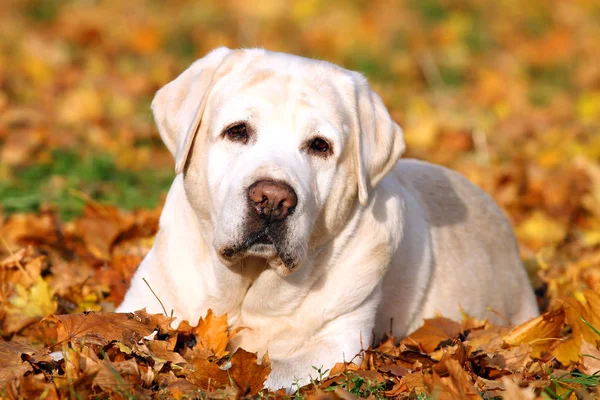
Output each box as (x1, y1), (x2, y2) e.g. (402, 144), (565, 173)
(117, 47), (538, 389)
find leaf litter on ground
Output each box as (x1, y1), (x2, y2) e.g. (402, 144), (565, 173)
(1, 0), (600, 398)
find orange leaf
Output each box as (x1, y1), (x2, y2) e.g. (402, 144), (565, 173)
(194, 309), (230, 359)
(504, 307), (564, 359)
(229, 348), (271, 396)
(402, 317), (463, 353)
(185, 358), (229, 391)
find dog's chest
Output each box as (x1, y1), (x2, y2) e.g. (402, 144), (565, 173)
(225, 267), (316, 353)
(238, 270), (309, 318)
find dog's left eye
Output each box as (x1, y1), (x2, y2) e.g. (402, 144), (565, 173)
(224, 123), (249, 143)
(308, 137), (332, 156)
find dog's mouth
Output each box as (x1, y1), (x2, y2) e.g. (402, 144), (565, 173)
(218, 228), (297, 272)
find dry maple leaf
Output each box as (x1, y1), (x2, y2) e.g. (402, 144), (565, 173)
(194, 308), (230, 359)
(75, 204), (130, 261)
(0, 340), (35, 386)
(46, 309), (175, 348)
(424, 358), (480, 399)
(553, 290), (600, 365)
(165, 378), (204, 400)
(503, 307), (565, 359)
(489, 343), (533, 372)
(229, 348), (271, 396)
(0, 212), (62, 255)
(185, 357), (229, 392)
(402, 317), (463, 353)
(6, 373), (60, 400)
(2, 275), (57, 334)
(0, 247), (58, 334)
(93, 358), (142, 393)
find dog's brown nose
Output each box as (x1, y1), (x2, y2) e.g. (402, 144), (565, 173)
(248, 180), (297, 221)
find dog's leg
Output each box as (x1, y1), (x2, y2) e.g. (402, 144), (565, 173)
(263, 294), (379, 392)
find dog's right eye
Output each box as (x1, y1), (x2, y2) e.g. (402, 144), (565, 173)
(224, 123), (249, 144)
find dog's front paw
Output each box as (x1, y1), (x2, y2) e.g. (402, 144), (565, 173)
(263, 359), (309, 393)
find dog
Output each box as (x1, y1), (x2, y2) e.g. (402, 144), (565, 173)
(117, 47), (539, 390)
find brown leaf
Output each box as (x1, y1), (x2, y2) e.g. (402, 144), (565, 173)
(0, 212), (61, 255)
(53, 347), (101, 399)
(166, 378), (203, 400)
(400, 372), (428, 396)
(378, 363), (410, 377)
(580, 340), (600, 375)
(402, 317), (463, 353)
(94, 358), (142, 392)
(384, 380), (408, 397)
(0, 247), (43, 288)
(229, 348), (271, 396)
(488, 344), (532, 372)
(396, 343), (437, 367)
(424, 359), (480, 399)
(331, 387), (360, 400)
(433, 343), (470, 376)
(329, 362), (359, 377)
(0, 340), (34, 386)
(75, 204), (130, 261)
(46, 309), (174, 348)
(15, 373), (59, 400)
(185, 358), (229, 391)
(147, 340), (186, 365)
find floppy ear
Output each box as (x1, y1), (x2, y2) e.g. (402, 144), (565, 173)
(351, 73), (405, 206)
(151, 46), (232, 174)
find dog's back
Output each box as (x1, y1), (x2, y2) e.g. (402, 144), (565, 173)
(375, 159), (539, 337)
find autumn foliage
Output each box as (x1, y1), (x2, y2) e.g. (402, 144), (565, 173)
(1, 0), (600, 398)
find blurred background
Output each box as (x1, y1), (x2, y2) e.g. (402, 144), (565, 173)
(1, 0), (599, 302)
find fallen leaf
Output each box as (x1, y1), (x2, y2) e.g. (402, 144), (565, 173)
(579, 340), (600, 375)
(194, 309), (230, 359)
(2, 275), (57, 334)
(423, 359), (479, 399)
(185, 358), (229, 391)
(504, 307), (564, 358)
(402, 317), (463, 353)
(46, 309), (174, 348)
(75, 204), (129, 261)
(229, 348), (271, 396)
(0, 340), (35, 386)
(554, 290), (600, 364)
(13, 373), (60, 400)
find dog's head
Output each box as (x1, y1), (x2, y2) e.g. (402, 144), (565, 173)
(152, 48), (404, 275)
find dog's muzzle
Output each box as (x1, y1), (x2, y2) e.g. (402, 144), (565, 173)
(218, 180), (299, 272)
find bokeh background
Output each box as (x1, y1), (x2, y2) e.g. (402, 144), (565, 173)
(1, 0), (600, 305)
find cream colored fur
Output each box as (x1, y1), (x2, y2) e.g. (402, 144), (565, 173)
(117, 47), (538, 390)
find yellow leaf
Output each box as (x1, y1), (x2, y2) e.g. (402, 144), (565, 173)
(504, 308), (564, 359)
(577, 91), (600, 123)
(4, 277), (57, 333)
(516, 211), (566, 249)
(553, 290), (600, 365)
